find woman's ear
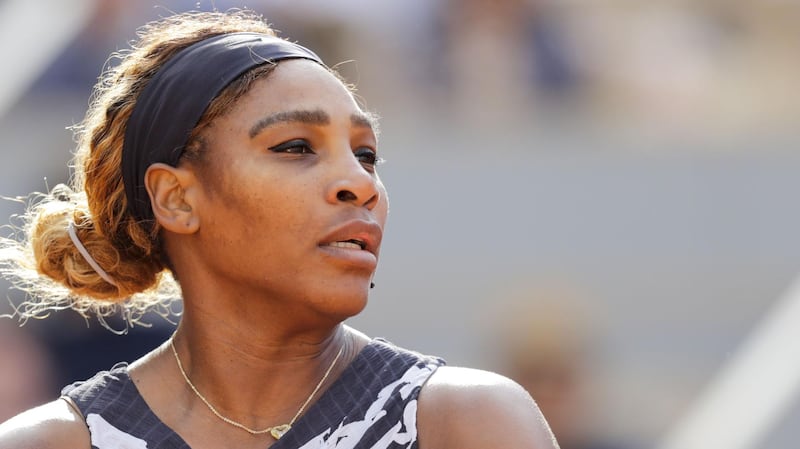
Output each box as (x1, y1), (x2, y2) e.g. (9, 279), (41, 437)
(145, 163), (200, 234)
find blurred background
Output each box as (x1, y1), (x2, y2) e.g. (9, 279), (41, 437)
(1, 0), (800, 448)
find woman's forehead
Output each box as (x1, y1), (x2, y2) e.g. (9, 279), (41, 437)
(209, 60), (378, 138)
(206, 60), (378, 138)
(246, 60), (360, 114)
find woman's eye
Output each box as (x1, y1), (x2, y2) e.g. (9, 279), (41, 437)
(354, 147), (382, 167)
(268, 139), (314, 154)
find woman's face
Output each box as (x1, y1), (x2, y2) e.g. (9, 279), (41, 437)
(186, 59), (388, 318)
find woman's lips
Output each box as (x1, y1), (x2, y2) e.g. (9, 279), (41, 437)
(319, 219), (382, 256)
(318, 219), (382, 268)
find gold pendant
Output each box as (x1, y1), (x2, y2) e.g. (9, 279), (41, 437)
(270, 424), (291, 439)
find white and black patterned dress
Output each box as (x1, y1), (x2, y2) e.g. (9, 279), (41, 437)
(61, 338), (444, 449)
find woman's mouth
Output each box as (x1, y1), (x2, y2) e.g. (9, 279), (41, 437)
(324, 239), (367, 250)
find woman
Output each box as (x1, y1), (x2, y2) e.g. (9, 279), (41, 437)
(0, 10), (559, 449)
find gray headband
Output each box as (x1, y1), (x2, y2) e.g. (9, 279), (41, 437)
(122, 32), (323, 223)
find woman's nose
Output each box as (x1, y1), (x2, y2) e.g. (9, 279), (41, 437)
(326, 152), (380, 210)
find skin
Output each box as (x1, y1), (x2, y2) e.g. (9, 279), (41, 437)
(0, 60), (559, 449)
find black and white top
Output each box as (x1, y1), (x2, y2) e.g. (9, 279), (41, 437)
(62, 339), (445, 449)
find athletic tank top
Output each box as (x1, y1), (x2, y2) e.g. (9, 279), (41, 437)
(61, 338), (444, 449)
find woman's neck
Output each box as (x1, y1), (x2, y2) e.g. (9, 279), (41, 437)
(130, 320), (368, 447)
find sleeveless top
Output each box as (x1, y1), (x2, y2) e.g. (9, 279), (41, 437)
(61, 339), (445, 449)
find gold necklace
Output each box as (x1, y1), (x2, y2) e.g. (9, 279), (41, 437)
(170, 338), (344, 440)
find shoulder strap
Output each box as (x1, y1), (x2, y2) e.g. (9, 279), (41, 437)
(61, 364), (189, 449)
(276, 338), (445, 449)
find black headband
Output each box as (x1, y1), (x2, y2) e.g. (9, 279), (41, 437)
(122, 32), (323, 223)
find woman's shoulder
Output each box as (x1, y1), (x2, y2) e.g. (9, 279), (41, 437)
(417, 366), (560, 449)
(0, 399), (90, 449)
(1, 363), (132, 449)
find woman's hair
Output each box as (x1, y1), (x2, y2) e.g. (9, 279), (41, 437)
(0, 10), (285, 328)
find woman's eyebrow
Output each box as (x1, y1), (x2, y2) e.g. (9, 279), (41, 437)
(249, 109), (330, 138)
(352, 111), (380, 136)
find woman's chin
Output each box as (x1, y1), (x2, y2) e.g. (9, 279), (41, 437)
(331, 290), (371, 319)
